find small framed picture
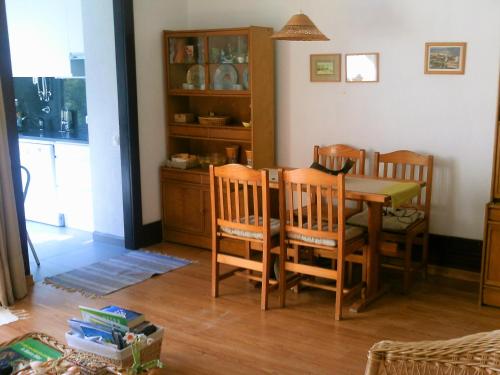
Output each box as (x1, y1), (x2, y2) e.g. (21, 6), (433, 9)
(424, 42), (466, 74)
(310, 54), (341, 82)
(345, 53), (379, 83)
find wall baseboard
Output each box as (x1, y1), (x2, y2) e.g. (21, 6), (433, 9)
(93, 231), (125, 247)
(427, 264), (480, 283)
(428, 234), (482, 272)
(138, 221), (162, 248)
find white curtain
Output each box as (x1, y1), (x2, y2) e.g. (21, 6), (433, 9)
(0, 78), (27, 306)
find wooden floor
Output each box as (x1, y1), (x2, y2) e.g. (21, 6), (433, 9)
(2, 242), (499, 374)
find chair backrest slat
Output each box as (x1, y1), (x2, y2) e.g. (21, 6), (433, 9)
(279, 168), (346, 251)
(373, 150), (434, 216)
(209, 164), (271, 239)
(314, 144), (366, 176)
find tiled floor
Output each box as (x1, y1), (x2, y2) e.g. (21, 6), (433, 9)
(26, 221), (128, 282)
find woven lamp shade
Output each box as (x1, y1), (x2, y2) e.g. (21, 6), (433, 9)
(271, 13), (329, 41)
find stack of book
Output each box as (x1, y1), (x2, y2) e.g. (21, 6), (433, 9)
(68, 306), (157, 350)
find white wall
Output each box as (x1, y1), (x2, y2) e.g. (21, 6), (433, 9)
(134, 0), (188, 224)
(82, 0), (124, 238)
(186, 0), (500, 239)
(135, 0), (500, 240)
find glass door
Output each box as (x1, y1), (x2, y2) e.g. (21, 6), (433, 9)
(167, 36), (206, 91)
(208, 34), (249, 92)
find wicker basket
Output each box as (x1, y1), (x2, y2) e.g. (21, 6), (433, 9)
(365, 330), (500, 375)
(198, 115), (230, 126)
(66, 327), (164, 370)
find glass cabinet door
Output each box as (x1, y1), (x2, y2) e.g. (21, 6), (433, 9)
(208, 34), (249, 91)
(168, 36), (206, 90)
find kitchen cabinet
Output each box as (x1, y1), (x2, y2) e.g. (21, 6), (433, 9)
(18, 138), (93, 231)
(54, 142), (93, 231)
(19, 140), (63, 226)
(6, 0), (84, 77)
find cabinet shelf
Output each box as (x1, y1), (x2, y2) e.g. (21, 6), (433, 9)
(169, 123), (251, 142)
(168, 89), (250, 97)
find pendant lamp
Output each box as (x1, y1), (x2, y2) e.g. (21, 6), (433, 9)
(271, 12), (329, 41)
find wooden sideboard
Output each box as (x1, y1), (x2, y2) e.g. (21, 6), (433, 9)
(481, 79), (500, 307)
(160, 27), (275, 251)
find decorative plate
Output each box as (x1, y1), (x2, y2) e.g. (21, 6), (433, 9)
(213, 64), (238, 90)
(186, 64), (205, 88)
(242, 67), (249, 90)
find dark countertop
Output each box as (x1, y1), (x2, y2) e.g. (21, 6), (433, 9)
(18, 130), (89, 144)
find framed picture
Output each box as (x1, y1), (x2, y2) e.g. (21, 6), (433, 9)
(345, 53), (379, 83)
(424, 42), (466, 74)
(310, 54), (341, 82)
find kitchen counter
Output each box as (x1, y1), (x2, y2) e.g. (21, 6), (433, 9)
(18, 129), (88, 144)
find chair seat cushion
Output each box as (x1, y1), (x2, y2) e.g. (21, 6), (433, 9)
(220, 215), (280, 240)
(347, 208), (425, 232)
(288, 223), (365, 247)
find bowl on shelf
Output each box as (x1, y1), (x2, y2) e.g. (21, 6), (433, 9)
(242, 121), (251, 128)
(198, 153), (227, 169)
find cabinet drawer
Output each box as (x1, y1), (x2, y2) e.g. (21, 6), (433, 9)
(161, 168), (203, 184)
(170, 125), (209, 138)
(210, 127), (251, 142)
(488, 205), (500, 221)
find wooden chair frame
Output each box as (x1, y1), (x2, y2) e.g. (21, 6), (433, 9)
(209, 164), (280, 310)
(373, 150), (434, 292)
(313, 144), (366, 216)
(278, 168), (366, 320)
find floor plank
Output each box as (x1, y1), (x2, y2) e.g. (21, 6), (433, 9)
(1, 242), (499, 374)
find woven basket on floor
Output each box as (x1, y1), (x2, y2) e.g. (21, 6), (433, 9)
(365, 330), (500, 375)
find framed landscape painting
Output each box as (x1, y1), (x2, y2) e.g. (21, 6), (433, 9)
(424, 42), (467, 74)
(310, 54), (341, 82)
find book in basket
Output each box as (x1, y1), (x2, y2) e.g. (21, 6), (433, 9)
(79, 306), (145, 333)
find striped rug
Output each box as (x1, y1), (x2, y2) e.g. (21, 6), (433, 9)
(44, 251), (191, 297)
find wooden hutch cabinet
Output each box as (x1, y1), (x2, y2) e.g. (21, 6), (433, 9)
(481, 81), (500, 307)
(160, 27), (275, 250)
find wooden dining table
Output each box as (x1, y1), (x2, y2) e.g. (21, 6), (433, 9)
(266, 168), (425, 312)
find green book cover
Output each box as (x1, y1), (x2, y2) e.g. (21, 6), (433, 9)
(79, 305), (128, 332)
(0, 338), (62, 370)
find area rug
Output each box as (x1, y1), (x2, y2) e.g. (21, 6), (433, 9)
(44, 251), (192, 297)
(0, 307), (29, 326)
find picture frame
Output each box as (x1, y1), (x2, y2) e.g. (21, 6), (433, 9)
(345, 53), (379, 83)
(424, 42), (467, 75)
(310, 54), (341, 82)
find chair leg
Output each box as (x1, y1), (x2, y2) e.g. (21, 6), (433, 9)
(261, 245), (270, 311)
(244, 241), (253, 280)
(347, 262), (353, 286)
(278, 243), (286, 308)
(292, 245), (300, 293)
(422, 231), (429, 280)
(27, 233), (40, 266)
(403, 236), (413, 294)
(211, 237), (220, 298)
(335, 259), (344, 321)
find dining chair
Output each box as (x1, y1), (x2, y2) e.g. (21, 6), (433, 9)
(209, 164), (281, 310)
(348, 150), (434, 292)
(313, 144), (366, 217)
(278, 168), (367, 320)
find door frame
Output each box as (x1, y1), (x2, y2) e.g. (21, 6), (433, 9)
(0, 0), (161, 275)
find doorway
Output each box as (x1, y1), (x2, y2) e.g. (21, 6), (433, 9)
(0, 0), (159, 280)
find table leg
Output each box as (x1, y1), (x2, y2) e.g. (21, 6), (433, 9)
(350, 201), (388, 313)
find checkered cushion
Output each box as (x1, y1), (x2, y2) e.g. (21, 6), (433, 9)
(347, 208), (425, 232)
(288, 223), (365, 247)
(220, 215), (280, 240)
